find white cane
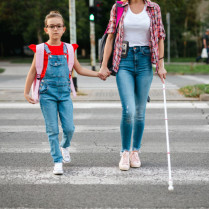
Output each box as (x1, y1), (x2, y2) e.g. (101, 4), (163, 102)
(162, 78), (174, 191)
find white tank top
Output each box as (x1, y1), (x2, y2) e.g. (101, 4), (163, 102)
(123, 5), (151, 47)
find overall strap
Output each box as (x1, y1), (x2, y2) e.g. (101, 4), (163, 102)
(63, 43), (68, 54)
(44, 44), (51, 54)
(64, 43), (76, 97)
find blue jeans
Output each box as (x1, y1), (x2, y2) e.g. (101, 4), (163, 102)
(116, 46), (153, 152)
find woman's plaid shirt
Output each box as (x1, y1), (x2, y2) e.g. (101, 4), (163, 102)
(106, 0), (166, 72)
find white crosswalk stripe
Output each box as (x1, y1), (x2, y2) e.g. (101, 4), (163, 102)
(0, 167), (208, 185)
(0, 102), (209, 109)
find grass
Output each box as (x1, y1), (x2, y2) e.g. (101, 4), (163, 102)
(165, 64), (209, 74)
(179, 84), (209, 97)
(170, 57), (196, 62)
(0, 68), (5, 73)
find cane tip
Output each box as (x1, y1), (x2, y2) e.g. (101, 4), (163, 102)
(168, 185), (174, 191)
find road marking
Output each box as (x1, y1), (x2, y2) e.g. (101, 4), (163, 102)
(0, 113), (205, 120)
(1, 142), (209, 154)
(0, 102), (208, 109)
(0, 125), (208, 133)
(178, 75), (209, 84)
(0, 166), (208, 185)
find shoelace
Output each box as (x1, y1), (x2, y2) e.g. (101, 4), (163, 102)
(131, 152), (139, 162)
(62, 148), (69, 158)
(122, 152), (129, 165)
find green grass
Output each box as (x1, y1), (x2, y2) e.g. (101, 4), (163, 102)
(170, 57), (196, 62)
(0, 68), (5, 73)
(179, 84), (209, 97)
(165, 64), (209, 74)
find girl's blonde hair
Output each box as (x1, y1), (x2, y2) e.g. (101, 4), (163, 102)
(44, 11), (65, 27)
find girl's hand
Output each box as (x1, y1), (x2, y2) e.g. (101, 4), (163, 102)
(99, 66), (111, 81)
(157, 67), (167, 83)
(24, 93), (36, 104)
(98, 72), (108, 80)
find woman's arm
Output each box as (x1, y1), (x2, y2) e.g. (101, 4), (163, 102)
(24, 54), (37, 104)
(100, 34), (114, 77)
(157, 38), (167, 83)
(156, 5), (167, 83)
(73, 56), (105, 79)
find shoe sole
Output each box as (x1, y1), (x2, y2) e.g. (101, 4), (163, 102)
(62, 159), (71, 164)
(119, 165), (130, 171)
(53, 171), (63, 175)
(130, 164), (141, 168)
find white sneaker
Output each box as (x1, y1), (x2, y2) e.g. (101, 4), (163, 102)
(53, 163), (63, 175)
(119, 151), (130, 171)
(61, 147), (71, 164)
(130, 151), (141, 168)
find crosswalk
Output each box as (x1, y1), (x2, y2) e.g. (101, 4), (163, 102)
(0, 101), (209, 208)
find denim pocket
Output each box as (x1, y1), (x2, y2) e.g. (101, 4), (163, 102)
(39, 83), (48, 94)
(141, 47), (151, 56)
(49, 61), (63, 67)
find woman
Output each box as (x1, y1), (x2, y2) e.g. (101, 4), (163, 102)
(100, 0), (167, 171)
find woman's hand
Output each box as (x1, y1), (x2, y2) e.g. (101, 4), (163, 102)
(157, 66), (167, 83)
(24, 93), (36, 104)
(99, 66), (111, 81)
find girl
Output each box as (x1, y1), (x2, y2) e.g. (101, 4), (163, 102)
(24, 11), (105, 175)
(100, 0), (167, 171)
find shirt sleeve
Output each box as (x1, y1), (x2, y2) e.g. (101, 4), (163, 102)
(106, 4), (117, 34)
(156, 5), (166, 40)
(72, 44), (79, 52)
(28, 44), (36, 53)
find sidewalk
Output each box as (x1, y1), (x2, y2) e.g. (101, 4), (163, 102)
(0, 61), (199, 102)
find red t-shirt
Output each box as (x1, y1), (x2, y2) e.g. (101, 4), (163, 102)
(29, 42), (78, 79)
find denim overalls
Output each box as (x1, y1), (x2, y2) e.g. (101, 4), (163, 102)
(39, 44), (75, 163)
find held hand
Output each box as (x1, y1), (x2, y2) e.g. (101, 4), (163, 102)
(24, 93), (36, 104)
(99, 66), (111, 81)
(98, 72), (108, 81)
(158, 67), (167, 84)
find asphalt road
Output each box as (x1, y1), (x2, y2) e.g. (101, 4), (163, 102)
(0, 101), (209, 208)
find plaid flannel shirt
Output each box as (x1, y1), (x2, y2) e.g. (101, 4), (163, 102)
(106, 0), (166, 72)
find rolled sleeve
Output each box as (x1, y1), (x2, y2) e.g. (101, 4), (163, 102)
(157, 6), (166, 40)
(106, 4), (117, 34)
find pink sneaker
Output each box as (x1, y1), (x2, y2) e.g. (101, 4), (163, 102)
(130, 151), (141, 168)
(119, 151), (130, 171)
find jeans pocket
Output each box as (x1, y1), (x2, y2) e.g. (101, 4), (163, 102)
(141, 48), (151, 56)
(39, 84), (48, 94)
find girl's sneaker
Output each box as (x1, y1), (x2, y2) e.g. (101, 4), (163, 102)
(130, 151), (141, 168)
(119, 151), (130, 171)
(61, 147), (71, 164)
(53, 163), (63, 175)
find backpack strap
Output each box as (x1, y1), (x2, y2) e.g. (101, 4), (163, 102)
(32, 43), (44, 103)
(64, 43), (76, 97)
(105, 1), (124, 34)
(116, 1), (124, 27)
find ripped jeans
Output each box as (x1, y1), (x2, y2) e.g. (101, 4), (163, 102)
(116, 46), (153, 152)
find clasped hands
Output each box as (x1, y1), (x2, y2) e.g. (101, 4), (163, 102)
(98, 66), (111, 81)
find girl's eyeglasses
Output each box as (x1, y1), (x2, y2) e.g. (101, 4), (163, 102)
(46, 25), (64, 30)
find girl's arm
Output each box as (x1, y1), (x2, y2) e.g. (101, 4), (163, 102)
(73, 56), (105, 79)
(24, 54), (36, 104)
(157, 38), (167, 83)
